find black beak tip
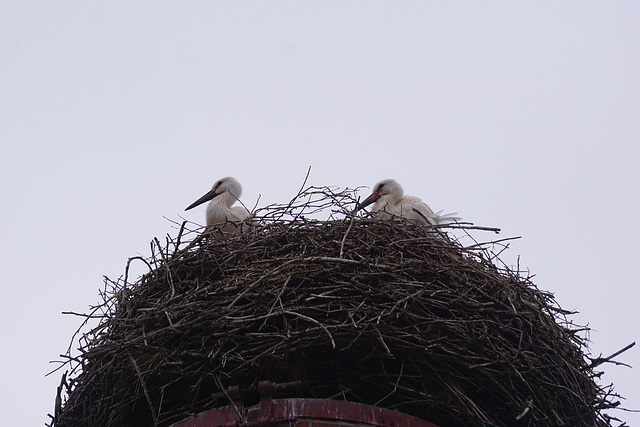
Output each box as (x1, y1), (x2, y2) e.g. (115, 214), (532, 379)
(185, 188), (218, 212)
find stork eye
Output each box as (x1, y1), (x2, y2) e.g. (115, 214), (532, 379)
(377, 183), (385, 191)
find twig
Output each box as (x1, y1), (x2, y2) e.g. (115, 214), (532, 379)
(374, 326), (393, 356)
(589, 342), (636, 369)
(128, 352), (158, 426)
(154, 237), (175, 299)
(282, 310), (336, 348)
(339, 212), (356, 259)
(214, 375), (243, 420)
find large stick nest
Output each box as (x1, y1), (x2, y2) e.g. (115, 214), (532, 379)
(50, 186), (624, 426)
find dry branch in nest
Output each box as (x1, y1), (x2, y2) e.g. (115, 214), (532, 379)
(49, 185), (628, 427)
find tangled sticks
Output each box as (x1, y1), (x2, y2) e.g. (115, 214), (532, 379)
(50, 186), (627, 426)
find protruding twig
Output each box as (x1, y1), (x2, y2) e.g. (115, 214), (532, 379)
(589, 342), (636, 369)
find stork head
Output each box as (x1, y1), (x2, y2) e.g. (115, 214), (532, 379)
(185, 176), (243, 211)
(357, 179), (404, 210)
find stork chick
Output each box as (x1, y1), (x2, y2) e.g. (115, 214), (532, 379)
(357, 179), (458, 225)
(185, 176), (250, 233)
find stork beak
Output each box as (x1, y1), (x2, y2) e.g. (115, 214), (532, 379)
(356, 192), (380, 211)
(185, 188), (219, 211)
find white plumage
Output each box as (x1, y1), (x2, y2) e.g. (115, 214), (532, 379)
(358, 179), (459, 225)
(185, 176), (250, 233)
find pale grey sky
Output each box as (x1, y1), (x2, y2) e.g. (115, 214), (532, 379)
(1, 2), (638, 425)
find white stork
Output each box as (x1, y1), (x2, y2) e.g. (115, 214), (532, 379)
(357, 178), (459, 225)
(185, 176), (250, 233)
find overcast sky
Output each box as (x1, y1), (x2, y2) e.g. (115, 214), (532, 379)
(1, 2), (638, 425)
